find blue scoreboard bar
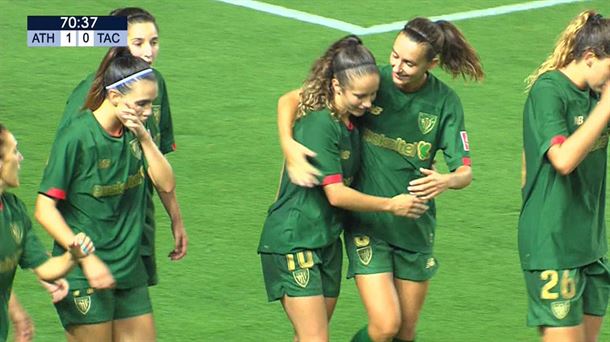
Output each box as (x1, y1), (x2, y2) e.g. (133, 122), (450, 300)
(27, 16), (128, 47)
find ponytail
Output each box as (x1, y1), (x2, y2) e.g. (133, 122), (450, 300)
(83, 47), (130, 111)
(0, 123), (7, 159)
(525, 10), (610, 90)
(401, 17), (483, 81)
(83, 54), (156, 111)
(298, 35), (377, 118)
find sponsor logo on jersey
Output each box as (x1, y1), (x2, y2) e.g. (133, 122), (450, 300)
(417, 141), (432, 160)
(340, 150), (351, 160)
(551, 300), (570, 320)
(418, 112), (438, 135)
(152, 105), (161, 125)
(369, 106), (383, 115)
(98, 159), (111, 169)
(129, 139), (142, 160)
(10, 223), (22, 244)
(460, 131), (470, 151)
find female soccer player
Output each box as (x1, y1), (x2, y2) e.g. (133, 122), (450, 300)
(260, 35), (429, 342)
(520, 10), (610, 342)
(278, 17), (482, 342)
(0, 123), (94, 342)
(35, 55), (175, 341)
(59, 7), (187, 288)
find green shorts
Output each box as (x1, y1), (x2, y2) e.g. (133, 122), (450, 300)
(54, 285), (153, 329)
(260, 238), (343, 302)
(142, 254), (158, 286)
(345, 232), (438, 281)
(524, 258), (610, 327)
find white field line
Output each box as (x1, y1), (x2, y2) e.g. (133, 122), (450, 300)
(215, 0), (589, 35)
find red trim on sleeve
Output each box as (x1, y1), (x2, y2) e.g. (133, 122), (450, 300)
(345, 120), (354, 131)
(46, 188), (67, 200)
(462, 157), (472, 167)
(550, 135), (567, 146)
(171, 143), (177, 151)
(322, 174), (343, 186)
(0, 200), (3, 211)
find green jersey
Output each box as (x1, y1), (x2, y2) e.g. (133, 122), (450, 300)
(349, 65), (471, 253)
(40, 112), (148, 288)
(259, 109), (360, 254)
(58, 69), (176, 257)
(519, 70), (607, 270)
(0, 193), (48, 342)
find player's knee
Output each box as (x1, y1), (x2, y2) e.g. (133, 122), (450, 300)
(369, 315), (401, 340)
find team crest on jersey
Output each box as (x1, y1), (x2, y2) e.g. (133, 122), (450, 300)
(551, 300), (570, 320)
(340, 150), (351, 160)
(292, 269), (310, 288)
(74, 295), (92, 315)
(129, 139), (142, 160)
(418, 112), (437, 135)
(98, 159), (111, 169)
(10, 223), (23, 244)
(369, 106), (383, 115)
(152, 105), (161, 125)
(354, 235), (372, 266)
(417, 141), (432, 160)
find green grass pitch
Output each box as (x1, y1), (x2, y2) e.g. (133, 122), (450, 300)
(1, 0), (610, 340)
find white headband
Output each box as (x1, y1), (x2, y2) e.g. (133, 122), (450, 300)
(105, 68), (154, 90)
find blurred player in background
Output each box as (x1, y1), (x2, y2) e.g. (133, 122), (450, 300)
(259, 35), (428, 342)
(520, 10), (610, 342)
(35, 55), (175, 341)
(278, 17), (482, 342)
(55, 7), (187, 295)
(0, 123), (95, 342)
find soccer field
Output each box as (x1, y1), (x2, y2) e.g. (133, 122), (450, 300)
(2, 0), (610, 340)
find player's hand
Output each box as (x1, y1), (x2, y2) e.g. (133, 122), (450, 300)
(118, 104), (148, 140)
(388, 194), (429, 218)
(39, 279), (69, 303)
(283, 138), (320, 187)
(168, 220), (188, 261)
(80, 254), (115, 289)
(407, 168), (450, 200)
(9, 301), (34, 342)
(68, 232), (95, 259)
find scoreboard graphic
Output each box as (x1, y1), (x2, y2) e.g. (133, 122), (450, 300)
(27, 16), (127, 47)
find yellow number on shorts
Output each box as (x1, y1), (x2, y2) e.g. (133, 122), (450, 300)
(540, 270), (559, 300)
(560, 270), (576, 300)
(286, 251), (314, 271)
(540, 270), (576, 300)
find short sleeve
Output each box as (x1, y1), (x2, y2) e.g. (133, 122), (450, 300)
(529, 82), (568, 156)
(38, 128), (80, 200)
(438, 92), (471, 171)
(295, 113), (343, 186)
(17, 202), (48, 270)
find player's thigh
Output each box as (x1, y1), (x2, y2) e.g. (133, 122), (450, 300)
(355, 273), (401, 332)
(66, 322), (113, 342)
(281, 295), (329, 342)
(113, 313), (156, 342)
